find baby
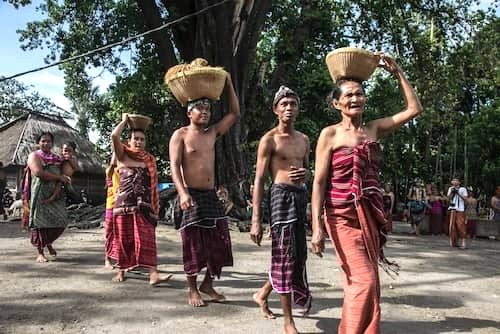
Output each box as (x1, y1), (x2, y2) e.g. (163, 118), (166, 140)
(42, 141), (78, 204)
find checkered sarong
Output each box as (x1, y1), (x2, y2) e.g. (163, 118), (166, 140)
(174, 188), (228, 230)
(269, 183), (311, 310)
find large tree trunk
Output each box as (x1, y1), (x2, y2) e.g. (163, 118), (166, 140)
(137, 1), (271, 197)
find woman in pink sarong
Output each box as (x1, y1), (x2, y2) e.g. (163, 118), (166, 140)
(311, 53), (423, 334)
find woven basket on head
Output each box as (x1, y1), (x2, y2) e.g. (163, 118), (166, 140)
(164, 58), (227, 106)
(325, 47), (379, 82)
(127, 114), (152, 131)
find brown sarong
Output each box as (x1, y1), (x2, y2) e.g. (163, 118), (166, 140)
(447, 210), (467, 247)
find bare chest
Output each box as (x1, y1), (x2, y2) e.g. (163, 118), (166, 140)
(183, 133), (216, 157)
(273, 137), (307, 162)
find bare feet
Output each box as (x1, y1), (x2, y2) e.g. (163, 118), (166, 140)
(47, 245), (57, 257)
(112, 270), (125, 282)
(253, 292), (276, 319)
(284, 321), (298, 334)
(104, 258), (113, 270)
(199, 283), (226, 303)
(149, 272), (173, 286)
(36, 254), (48, 263)
(188, 288), (206, 307)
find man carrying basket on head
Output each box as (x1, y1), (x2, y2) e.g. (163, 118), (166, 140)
(168, 68), (240, 307)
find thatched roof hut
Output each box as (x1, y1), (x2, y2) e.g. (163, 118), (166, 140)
(0, 111), (106, 204)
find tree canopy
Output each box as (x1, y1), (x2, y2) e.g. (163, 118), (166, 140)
(3, 0), (499, 199)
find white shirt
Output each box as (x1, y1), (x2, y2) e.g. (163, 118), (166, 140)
(447, 186), (468, 212)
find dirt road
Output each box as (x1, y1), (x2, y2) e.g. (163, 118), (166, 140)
(0, 220), (499, 334)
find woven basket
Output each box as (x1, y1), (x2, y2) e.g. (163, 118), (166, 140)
(127, 114), (152, 131)
(325, 47), (379, 82)
(165, 66), (227, 106)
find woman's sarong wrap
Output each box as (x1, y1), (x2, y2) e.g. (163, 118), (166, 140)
(175, 188), (233, 278)
(269, 183), (312, 311)
(324, 141), (398, 334)
(22, 150), (67, 251)
(106, 158), (159, 270)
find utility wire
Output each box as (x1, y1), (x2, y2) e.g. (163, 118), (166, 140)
(0, 0), (230, 82)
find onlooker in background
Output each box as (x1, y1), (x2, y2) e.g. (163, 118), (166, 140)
(491, 186), (500, 222)
(382, 183), (395, 233)
(0, 162), (7, 221)
(465, 189), (478, 244)
(428, 185), (445, 236)
(447, 177), (468, 249)
(407, 179), (427, 235)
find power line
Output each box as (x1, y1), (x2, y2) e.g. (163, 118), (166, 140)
(0, 0), (230, 83)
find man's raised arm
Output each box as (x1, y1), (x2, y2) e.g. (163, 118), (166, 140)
(214, 74), (240, 136)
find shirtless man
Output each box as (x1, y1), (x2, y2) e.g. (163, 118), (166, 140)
(250, 86), (311, 334)
(169, 74), (240, 307)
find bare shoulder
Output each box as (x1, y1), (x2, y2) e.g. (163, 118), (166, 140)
(295, 130), (310, 142)
(259, 129), (277, 149)
(319, 124), (338, 139)
(263, 128), (276, 141)
(27, 151), (39, 162)
(174, 126), (189, 137)
(170, 127), (189, 141)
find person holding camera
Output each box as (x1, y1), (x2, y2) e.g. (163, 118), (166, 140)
(447, 177), (468, 249)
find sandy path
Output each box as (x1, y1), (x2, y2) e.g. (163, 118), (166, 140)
(0, 220), (499, 334)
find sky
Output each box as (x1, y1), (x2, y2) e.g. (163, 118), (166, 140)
(0, 0), (114, 137)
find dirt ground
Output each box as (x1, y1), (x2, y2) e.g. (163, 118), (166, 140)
(0, 219), (499, 334)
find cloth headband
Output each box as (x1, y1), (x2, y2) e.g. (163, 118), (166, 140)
(273, 85), (300, 107)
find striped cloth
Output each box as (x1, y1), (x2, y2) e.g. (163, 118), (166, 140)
(269, 183), (311, 311)
(174, 188), (228, 230)
(324, 140), (397, 334)
(106, 167), (157, 270)
(177, 188), (233, 277)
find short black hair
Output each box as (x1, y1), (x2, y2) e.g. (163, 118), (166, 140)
(36, 132), (54, 143)
(63, 141), (76, 151)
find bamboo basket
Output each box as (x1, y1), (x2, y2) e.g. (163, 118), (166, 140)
(164, 59), (227, 106)
(325, 47), (379, 82)
(127, 114), (152, 131)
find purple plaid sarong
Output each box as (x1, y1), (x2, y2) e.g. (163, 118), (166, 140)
(178, 188), (233, 278)
(269, 183), (312, 311)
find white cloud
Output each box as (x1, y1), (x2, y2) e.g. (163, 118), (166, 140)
(20, 70), (66, 88)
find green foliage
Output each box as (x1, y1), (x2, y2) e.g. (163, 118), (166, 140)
(0, 78), (72, 123)
(4, 0), (499, 194)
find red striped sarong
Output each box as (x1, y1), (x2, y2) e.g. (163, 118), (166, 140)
(106, 166), (158, 270)
(324, 141), (394, 334)
(107, 214), (157, 269)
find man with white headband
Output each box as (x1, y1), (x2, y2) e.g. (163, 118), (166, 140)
(169, 74), (240, 307)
